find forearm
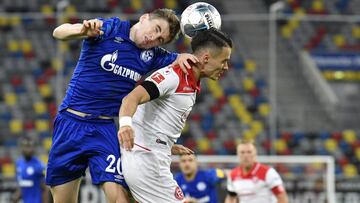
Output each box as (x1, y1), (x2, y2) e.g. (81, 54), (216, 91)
(53, 23), (86, 40)
(276, 193), (288, 203)
(224, 195), (238, 203)
(119, 95), (140, 117)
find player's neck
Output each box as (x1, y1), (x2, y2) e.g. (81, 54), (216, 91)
(129, 23), (138, 42)
(184, 170), (197, 181)
(241, 163), (255, 174)
(191, 64), (201, 83)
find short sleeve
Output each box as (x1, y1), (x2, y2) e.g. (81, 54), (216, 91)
(87, 17), (123, 42)
(151, 47), (178, 70)
(206, 168), (225, 185)
(265, 168), (283, 189)
(145, 66), (178, 97)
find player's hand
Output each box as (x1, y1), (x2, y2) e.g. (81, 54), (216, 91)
(81, 19), (104, 38)
(171, 144), (194, 155)
(118, 126), (135, 151)
(171, 53), (199, 75)
(185, 197), (198, 203)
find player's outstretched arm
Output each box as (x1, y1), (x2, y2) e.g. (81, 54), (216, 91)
(53, 19), (104, 40)
(171, 144), (194, 155)
(276, 191), (288, 203)
(118, 85), (151, 151)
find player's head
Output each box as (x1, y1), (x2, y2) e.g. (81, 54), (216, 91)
(179, 154), (198, 176)
(20, 136), (35, 161)
(237, 139), (257, 168)
(132, 8), (180, 49)
(191, 28), (233, 80)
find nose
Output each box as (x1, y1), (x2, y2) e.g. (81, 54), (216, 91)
(223, 62), (229, 70)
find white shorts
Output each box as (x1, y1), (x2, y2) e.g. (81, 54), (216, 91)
(121, 146), (184, 203)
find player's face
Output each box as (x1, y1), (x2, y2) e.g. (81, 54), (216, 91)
(237, 144), (257, 168)
(202, 47), (231, 80)
(134, 14), (170, 49)
(179, 154), (198, 175)
(21, 141), (35, 160)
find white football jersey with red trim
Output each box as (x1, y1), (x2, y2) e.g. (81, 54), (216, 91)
(227, 163), (285, 203)
(132, 65), (200, 152)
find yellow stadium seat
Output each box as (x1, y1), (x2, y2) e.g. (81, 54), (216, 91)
(164, 0), (177, 9)
(131, 0), (143, 11)
(39, 84), (52, 98)
(65, 5), (77, 16)
(281, 25), (292, 38)
(41, 5), (54, 15)
(21, 40), (32, 53)
(58, 42), (69, 53)
(241, 113), (253, 125)
(322, 71), (334, 80)
(197, 138), (210, 152)
(0, 16), (8, 27)
(35, 120), (49, 132)
(9, 119), (23, 134)
(43, 137), (52, 151)
(243, 77), (255, 91)
(10, 16), (21, 26)
(2, 163), (16, 177)
(333, 35), (346, 47)
(5, 92), (17, 106)
(343, 164), (358, 178)
(245, 60), (256, 73)
(294, 8), (306, 15)
(243, 130), (256, 140)
(289, 18), (300, 30)
(207, 80), (224, 99)
(52, 58), (63, 71)
(7, 40), (19, 52)
(34, 102), (47, 114)
(352, 26), (360, 38)
(251, 120), (264, 135)
(324, 138), (338, 152)
(355, 148), (360, 161)
(311, 162), (324, 170)
(312, 0), (324, 12)
(259, 103), (270, 117)
(274, 139), (287, 153)
(182, 122), (189, 133)
(343, 130), (357, 144)
(40, 154), (49, 164)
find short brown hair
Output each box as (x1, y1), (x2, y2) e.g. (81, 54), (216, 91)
(237, 139), (256, 147)
(149, 8), (180, 43)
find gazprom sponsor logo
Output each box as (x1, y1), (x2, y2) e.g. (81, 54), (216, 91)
(100, 50), (142, 81)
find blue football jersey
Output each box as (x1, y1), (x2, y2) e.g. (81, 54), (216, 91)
(60, 17), (177, 117)
(16, 157), (45, 203)
(175, 168), (225, 203)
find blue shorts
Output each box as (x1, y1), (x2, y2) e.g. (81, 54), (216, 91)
(46, 112), (127, 187)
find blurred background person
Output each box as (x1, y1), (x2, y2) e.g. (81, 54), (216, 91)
(175, 154), (226, 203)
(225, 140), (288, 203)
(13, 136), (48, 203)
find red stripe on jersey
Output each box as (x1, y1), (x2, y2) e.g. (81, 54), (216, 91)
(134, 143), (151, 151)
(230, 163), (270, 181)
(172, 65), (201, 93)
(271, 185), (285, 195)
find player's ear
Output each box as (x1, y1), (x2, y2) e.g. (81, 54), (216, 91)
(139, 13), (150, 22)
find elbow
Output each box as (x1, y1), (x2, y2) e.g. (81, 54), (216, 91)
(52, 28), (62, 40)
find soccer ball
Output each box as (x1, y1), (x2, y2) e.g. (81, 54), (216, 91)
(180, 2), (222, 39)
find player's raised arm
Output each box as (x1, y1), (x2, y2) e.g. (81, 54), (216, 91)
(53, 19), (104, 40)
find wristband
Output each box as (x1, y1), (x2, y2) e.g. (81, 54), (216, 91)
(119, 116), (132, 128)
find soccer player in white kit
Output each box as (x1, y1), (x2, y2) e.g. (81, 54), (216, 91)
(117, 28), (232, 203)
(225, 140), (288, 203)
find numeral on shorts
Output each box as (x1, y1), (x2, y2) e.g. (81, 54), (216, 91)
(105, 154), (122, 175)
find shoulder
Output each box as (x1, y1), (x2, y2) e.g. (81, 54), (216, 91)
(229, 167), (242, 180)
(254, 163), (272, 180)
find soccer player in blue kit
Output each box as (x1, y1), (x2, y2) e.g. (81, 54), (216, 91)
(13, 136), (48, 203)
(46, 8), (198, 203)
(175, 154), (225, 203)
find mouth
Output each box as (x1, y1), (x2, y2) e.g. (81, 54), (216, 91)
(144, 36), (149, 44)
